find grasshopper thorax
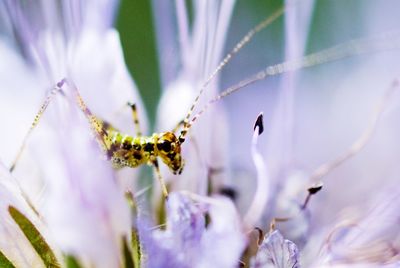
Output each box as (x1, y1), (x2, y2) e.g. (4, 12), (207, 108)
(156, 132), (184, 175)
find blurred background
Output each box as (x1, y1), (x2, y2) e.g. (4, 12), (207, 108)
(0, 1), (399, 266)
(116, 0), (371, 126)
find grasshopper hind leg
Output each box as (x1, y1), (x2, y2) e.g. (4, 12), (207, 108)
(9, 86), (62, 172)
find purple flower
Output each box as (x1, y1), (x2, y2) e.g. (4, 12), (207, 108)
(139, 192), (246, 268)
(1, 0), (400, 267)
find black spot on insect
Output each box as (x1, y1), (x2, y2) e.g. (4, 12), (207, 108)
(144, 143), (154, 152)
(122, 142), (132, 150)
(157, 141), (172, 152)
(133, 144), (141, 151)
(167, 153), (176, 161)
(133, 152), (142, 160)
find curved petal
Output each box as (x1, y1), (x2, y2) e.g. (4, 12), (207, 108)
(0, 163), (53, 268)
(251, 230), (300, 268)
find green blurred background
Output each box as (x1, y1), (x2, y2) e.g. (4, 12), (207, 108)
(117, 0), (160, 126)
(115, 0), (365, 127)
(116, 0), (286, 127)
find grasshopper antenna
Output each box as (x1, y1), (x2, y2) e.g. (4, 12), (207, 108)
(178, 5), (286, 143)
(181, 31), (400, 132)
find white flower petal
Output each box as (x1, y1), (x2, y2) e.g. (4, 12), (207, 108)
(32, 94), (131, 268)
(0, 163), (50, 268)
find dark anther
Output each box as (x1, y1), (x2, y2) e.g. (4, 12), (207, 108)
(308, 182), (323, 195)
(144, 143), (154, 152)
(219, 186), (238, 201)
(157, 141), (172, 152)
(253, 112), (264, 135)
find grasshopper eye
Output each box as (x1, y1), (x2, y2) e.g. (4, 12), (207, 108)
(158, 141), (172, 152)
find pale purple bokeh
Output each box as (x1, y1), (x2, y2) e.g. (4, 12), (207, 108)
(1, 0), (400, 267)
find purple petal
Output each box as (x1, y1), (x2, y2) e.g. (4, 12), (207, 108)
(251, 230), (300, 268)
(140, 193), (206, 268)
(166, 192), (206, 244)
(199, 196), (247, 268)
(138, 218), (186, 268)
(140, 193), (246, 268)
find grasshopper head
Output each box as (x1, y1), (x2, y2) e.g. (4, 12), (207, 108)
(157, 132), (184, 174)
